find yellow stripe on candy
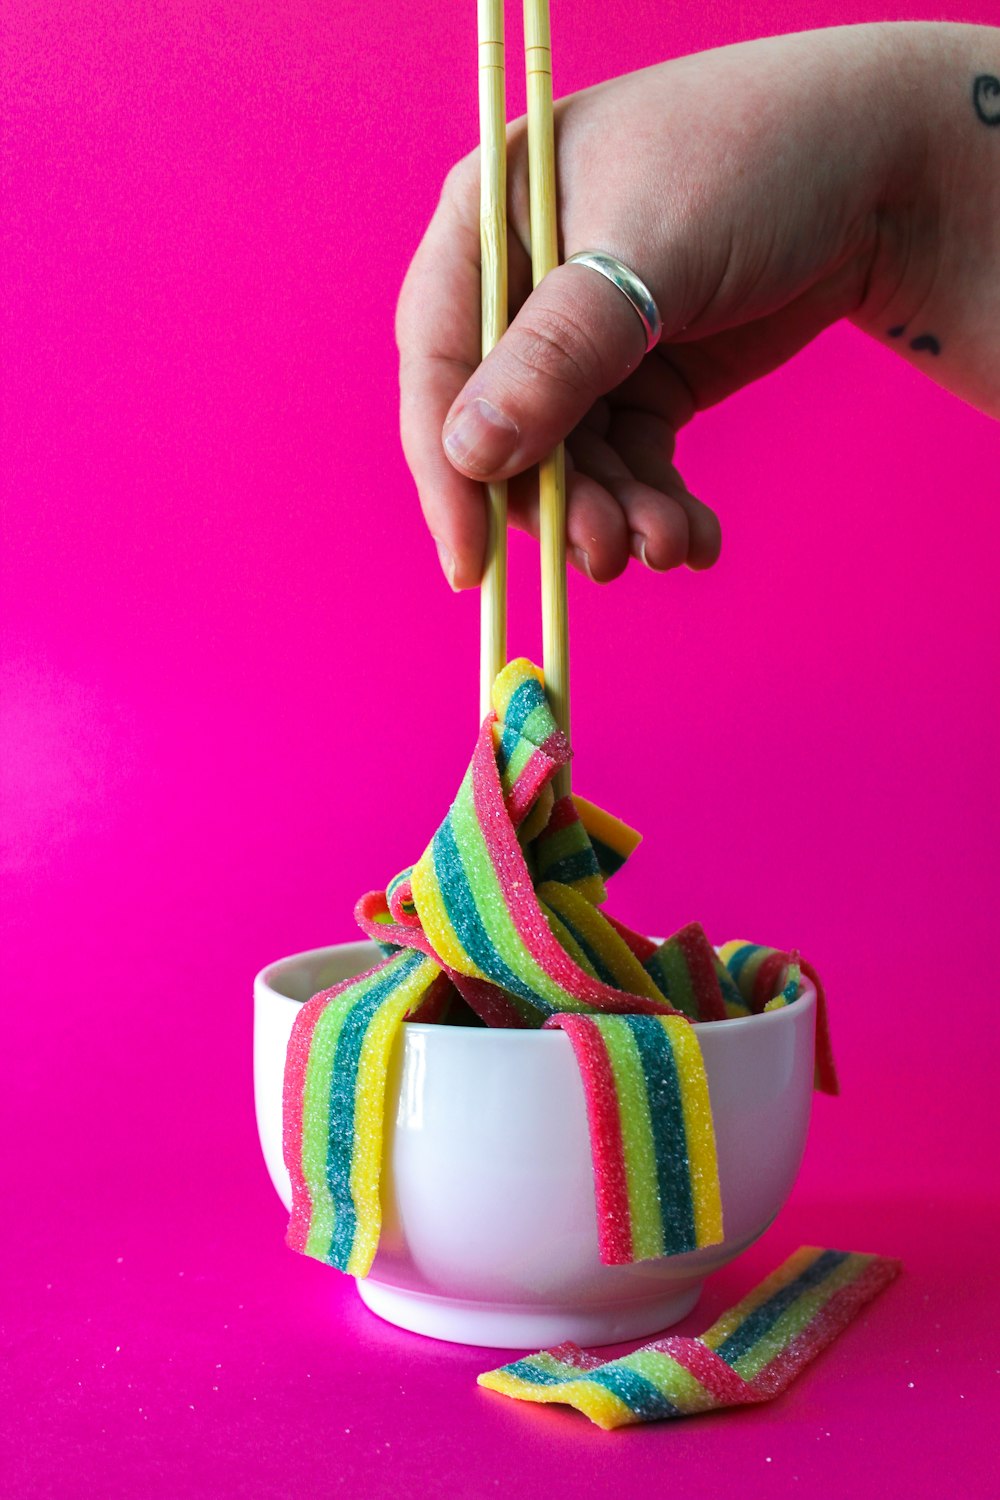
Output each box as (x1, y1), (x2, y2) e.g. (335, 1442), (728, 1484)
(345, 955), (441, 1277)
(626, 1348), (718, 1413)
(572, 793), (643, 868)
(728, 1253), (870, 1382)
(478, 1367), (635, 1431)
(410, 833), (490, 982)
(538, 899), (599, 978)
(700, 1246), (821, 1350)
(661, 1016), (723, 1247)
(490, 656), (546, 720)
(538, 882), (665, 1003)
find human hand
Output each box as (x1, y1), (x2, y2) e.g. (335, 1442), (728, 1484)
(396, 22), (1000, 588)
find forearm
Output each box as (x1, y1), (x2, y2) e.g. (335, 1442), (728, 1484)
(854, 23), (1000, 417)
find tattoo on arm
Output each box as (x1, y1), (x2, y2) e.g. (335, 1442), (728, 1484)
(973, 75), (1000, 125)
(887, 326), (942, 356)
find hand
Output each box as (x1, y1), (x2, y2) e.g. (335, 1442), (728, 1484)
(396, 22), (1000, 588)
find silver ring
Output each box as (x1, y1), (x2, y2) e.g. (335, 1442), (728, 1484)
(564, 251), (662, 352)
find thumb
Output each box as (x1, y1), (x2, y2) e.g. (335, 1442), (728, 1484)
(442, 259), (653, 480)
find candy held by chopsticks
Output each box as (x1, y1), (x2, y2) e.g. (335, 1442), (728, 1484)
(478, 1246), (900, 1428)
(283, 660), (835, 1285)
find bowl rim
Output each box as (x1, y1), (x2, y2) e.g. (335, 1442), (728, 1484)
(254, 940), (816, 1037)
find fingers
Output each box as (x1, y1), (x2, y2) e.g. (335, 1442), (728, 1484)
(607, 410), (722, 570)
(396, 158), (493, 589)
(441, 260), (649, 483)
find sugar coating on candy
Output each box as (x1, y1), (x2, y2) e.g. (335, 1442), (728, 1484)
(478, 1246), (900, 1428)
(546, 1014), (723, 1262)
(283, 948), (443, 1276)
(643, 921), (728, 1022)
(283, 657), (839, 1286)
(719, 941), (838, 1094)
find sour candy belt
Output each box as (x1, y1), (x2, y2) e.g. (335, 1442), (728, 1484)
(478, 1246), (900, 1429)
(283, 659), (836, 1280)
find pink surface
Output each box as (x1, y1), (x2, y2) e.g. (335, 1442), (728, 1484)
(3, 2), (998, 1496)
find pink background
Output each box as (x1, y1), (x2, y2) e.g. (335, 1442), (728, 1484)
(3, 2), (998, 1495)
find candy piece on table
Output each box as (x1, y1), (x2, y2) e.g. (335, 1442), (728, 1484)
(643, 922), (729, 1022)
(478, 1246), (901, 1428)
(283, 948), (442, 1276)
(544, 1013), (722, 1264)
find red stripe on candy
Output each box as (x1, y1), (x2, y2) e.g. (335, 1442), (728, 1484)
(801, 959), (839, 1095)
(548, 1016), (633, 1263)
(470, 725), (676, 1016)
(675, 923), (727, 1021)
(750, 1256), (901, 1398)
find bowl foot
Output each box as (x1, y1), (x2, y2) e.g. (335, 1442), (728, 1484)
(355, 1277), (704, 1349)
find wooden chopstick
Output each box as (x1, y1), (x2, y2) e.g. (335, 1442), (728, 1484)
(478, 0), (509, 721)
(523, 0), (570, 793)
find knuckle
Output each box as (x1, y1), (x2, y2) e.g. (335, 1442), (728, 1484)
(506, 307), (606, 397)
(440, 151), (480, 211)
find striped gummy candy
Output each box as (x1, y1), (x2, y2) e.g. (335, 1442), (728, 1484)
(478, 1246), (900, 1428)
(283, 659), (837, 1286)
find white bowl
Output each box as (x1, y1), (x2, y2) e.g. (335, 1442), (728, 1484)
(254, 941), (816, 1348)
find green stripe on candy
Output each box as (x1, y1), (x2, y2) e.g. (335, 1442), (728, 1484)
(299, 951), (424, 1263)
(598, 1020), (664, 1260)
(625, 1017), (697, 1253)
(446, 767), (585, 1015)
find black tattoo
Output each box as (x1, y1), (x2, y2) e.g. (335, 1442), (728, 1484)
(973, 74), (1000, 125)
(885, 325), (942, 356)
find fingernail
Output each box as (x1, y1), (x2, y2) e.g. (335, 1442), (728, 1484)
(435, 538), (459, 590)
(443, 398), (519, 475)
(570, 545), (594, 581)
(631, 532), (665, 572)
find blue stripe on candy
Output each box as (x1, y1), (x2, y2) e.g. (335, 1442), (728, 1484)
(502, 1358), (575, 1388)
(587, 834), (627, 878)
(715, 1249), (850, 1366)
(590, 1363), (682, 1420)
(431, 814), (549, 1014)
(625, 1016), (697, 1254)
(724, 943), (759, 982)
(495, 678), (548, 775)
(504, 677), (547, 737)
(325, 949), (425, 1267)
(540, 848), (601, 887)
(545, 900), (619, 987)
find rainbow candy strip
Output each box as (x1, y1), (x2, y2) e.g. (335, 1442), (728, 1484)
(283, 948), (443, 1276)
(719, 941), (838, 1094)
(283, 657), (838, 1285)
(478, 1246), (900, 1428)
(643, 921), (743, 1022)
(409, 664), (679, 1025)
(547, 1014), (722, 1263)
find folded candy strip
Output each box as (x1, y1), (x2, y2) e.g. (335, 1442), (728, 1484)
(282, 659), (836, 1282)
(546, 1014), (722, 1263)
(478, 1246), (900, 1429)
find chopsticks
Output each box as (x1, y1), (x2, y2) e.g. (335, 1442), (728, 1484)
(477, 0), (569, 796)
(477, 0), (509, 721)
(523, 0), (570, 796)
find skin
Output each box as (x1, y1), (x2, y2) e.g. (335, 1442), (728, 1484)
(395, 23), (1000, 589)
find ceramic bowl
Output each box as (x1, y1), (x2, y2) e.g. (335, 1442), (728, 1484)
(254, 940), (815, 1348)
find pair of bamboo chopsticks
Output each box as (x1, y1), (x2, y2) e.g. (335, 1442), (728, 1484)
(477, 0), (570, 798)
